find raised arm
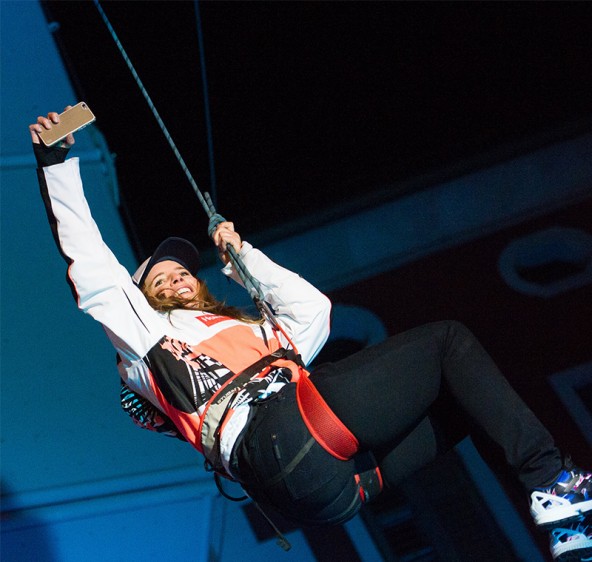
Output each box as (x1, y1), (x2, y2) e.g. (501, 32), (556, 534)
(30, 110), (164, 363)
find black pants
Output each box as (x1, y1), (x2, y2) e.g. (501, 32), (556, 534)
(236, 321), (562, 525)
(310, 320), (562, 491)
(235, 383), (364, 525)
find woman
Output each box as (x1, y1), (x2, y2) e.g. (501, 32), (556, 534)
(30, 110), (591, 561)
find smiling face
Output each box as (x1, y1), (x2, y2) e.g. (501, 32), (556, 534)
(143, 260), (200, 302)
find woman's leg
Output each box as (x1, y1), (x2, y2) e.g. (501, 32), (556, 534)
(376, 416), (439, 489)
(310, 320), (592, 560)
(309, 320), (562, 490)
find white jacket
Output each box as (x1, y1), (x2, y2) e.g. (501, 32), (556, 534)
(38, 157), (331, 472)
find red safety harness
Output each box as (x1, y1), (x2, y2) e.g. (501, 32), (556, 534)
(296, 372), (359, 460)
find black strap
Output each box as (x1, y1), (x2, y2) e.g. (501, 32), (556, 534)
(262, 436), (316, 488)
(210, 347), (293, 408)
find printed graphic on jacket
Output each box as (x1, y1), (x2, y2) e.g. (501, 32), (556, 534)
(146, 335), (234, 414)
(145, 335), (293, 416)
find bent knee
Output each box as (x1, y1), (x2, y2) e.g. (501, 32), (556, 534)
(430, 320), (478, 347)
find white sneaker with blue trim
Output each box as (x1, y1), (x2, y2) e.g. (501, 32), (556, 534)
(531, 465), (592, 530)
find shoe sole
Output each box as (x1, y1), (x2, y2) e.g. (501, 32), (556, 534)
(555, 547), (592, 562)
(535, 499), (592, 531)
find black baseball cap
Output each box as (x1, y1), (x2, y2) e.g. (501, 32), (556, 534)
(132, 237), (200, 287)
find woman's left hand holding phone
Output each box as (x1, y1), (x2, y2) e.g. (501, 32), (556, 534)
(29, 106), (76, 148)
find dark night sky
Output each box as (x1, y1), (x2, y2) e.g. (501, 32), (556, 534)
(42, 1), (592, 262)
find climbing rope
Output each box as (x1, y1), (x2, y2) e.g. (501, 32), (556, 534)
(93, 0), (279, 327)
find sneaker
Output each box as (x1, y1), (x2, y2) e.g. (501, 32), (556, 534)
(550, 518), (592, 562)
(531, 465), (592, 530)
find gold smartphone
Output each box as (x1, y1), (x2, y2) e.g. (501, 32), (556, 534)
(38, 102), (96, 147)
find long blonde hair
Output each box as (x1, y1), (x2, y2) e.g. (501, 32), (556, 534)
(142, 278), (264, 324)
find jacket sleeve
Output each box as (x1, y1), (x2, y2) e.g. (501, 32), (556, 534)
(37, 157), (164, 362)
(223, 242), (332, 365)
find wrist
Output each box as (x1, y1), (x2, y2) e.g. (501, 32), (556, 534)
(33, 143), (71, 168)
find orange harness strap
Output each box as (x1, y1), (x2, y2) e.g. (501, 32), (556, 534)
(296, 373), (360, 461)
